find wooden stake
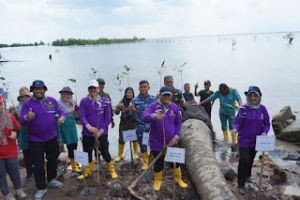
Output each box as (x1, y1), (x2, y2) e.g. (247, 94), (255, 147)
(173, 162), (176, 200)
(130, 141), (134, 166)
(95, 140), (100, 184)
(256, 152), (265, 200)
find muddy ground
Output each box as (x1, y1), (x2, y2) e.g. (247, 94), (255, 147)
(1, 141), (299, 200)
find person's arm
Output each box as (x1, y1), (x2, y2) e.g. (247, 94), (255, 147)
(54, 99), (65, 124)
(79, 99), (89, 128)
(233, 90), (242, 106)
(194, 83), (199, 96)
(19, 102), (30, 125)
(99, 100), (111, 133)
(232, 108), (243, 134)
(8, 114), (19, 140)
(262, 106), (270, 135)
(142, 103), (155, 123)
(201, 91), (218, 105)
(174, 107), (182, 137)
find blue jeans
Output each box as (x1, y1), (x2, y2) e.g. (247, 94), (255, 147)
(136, 124), (148, 153)
(219, 109), (235, 131)
(0, 157), (21, 196)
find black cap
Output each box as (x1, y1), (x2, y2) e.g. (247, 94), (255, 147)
(159, 86), (172, 95)
(30, 80), (47, 92)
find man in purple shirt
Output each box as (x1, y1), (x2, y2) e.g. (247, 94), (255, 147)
(142, 86), (188, 191)
(77, 80), (118, 180)
(20, 80), (65, 199)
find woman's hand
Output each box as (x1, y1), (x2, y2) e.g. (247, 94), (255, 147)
(8, 132), (17, 140)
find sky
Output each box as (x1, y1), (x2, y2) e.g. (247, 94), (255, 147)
(0, 0), (299, 43)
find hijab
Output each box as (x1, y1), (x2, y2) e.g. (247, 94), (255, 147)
(246, 91), (261, 109)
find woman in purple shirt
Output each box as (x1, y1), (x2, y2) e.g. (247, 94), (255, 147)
(231, 86), (270, 195)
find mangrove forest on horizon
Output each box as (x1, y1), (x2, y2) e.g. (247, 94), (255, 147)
(51, 36), (145, 46)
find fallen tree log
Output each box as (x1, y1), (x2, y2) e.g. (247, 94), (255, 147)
(180, 104), (236, 200)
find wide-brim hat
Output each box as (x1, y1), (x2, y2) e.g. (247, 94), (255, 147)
(30, 80), (47, 92)
(59, 86), (73, 94)
(17, 87), (31, 101)
(244, 86), (262, 96)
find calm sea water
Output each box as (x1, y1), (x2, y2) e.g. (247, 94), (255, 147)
(1, 34), (299, 156)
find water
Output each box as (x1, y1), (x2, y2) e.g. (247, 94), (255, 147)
(1, 33), (300, 156)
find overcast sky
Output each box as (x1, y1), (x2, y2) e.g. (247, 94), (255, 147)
(0, 0), (299, 43)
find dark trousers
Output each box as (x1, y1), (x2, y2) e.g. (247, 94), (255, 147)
(238, 147), (257, 187)
(151, 151), (179, 172)
(23, 149), (34, 178)
(82, 135), (112, 163)
(0, 157), (21, 196)
(66, 143), (77, 159)
(29, 137), (59, 190)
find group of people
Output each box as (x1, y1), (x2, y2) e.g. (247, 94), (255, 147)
(0, 74), (270, 199)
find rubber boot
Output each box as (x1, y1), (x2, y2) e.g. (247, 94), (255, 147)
(115, 144), (125, 162)
(174, 167), (188, 189)
(153, 171), (163, 191)
(107, 161), (118, 179)
(232, 132), (237, 144)
(77, 161), (93, 180)
(140, 152), (149, 170)
(70, 159), (81, 173)
(133, 142), (139, 159)
(223, 130), (229, 140)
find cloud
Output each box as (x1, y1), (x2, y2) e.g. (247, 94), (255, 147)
(0, 0), (299, 43)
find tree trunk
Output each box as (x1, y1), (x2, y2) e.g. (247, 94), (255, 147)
(180, 104), (236, 200)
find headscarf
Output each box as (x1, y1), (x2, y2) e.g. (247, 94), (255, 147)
(122, 87), (135, 107)
(59, 97), (76, 116)
(246, 91), (261, 109)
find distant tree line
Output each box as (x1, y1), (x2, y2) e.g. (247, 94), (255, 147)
(0, 41), (45, 48)
(52, 36), (145, 46)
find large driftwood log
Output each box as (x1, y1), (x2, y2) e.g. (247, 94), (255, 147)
(180, 104), (236, 200)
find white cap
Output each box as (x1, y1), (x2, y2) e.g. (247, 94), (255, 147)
(88, 79), (99, 88)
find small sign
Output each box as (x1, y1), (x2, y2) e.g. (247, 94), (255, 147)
(142, 132), (150, 145)
(165, 147), (186, 164)
(74, 150), (89, 166)
(255, 136), (276, 152)
(123, 129), (137, 142)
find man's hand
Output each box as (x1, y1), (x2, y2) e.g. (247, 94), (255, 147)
(195, 82), (199, 90)
(86, 124), (98, 134)
(57, 117), (64, 125)
(8, 132), (17, 140)
(154, 112), (165, 120)
(168, 136), (178, 147)
(26, 107), (35, 121)
(94, 130), (102, 139)
(231, 129), (237, 135)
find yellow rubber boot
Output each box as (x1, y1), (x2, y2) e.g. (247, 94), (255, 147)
(107, 161), (118, 179)
(133, 142), (139, 159)
(70, 159), (81, 173)
(140, 152), (149, 170)
(77, 161), (93, 180)
(223, 130), (229, 140)
(153, 171), (163, 191)
(115, 144), (125, 162)
(232, 132), (237, 144)
(174, 167), (188, 189)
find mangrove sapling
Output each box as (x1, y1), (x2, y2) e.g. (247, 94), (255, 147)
(113, 73), (125, 99)
(173, 61), (187, 90)
(123, 64), (133, 87)
(89, 67), (98, 80)
(158, 60), (167, 87)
